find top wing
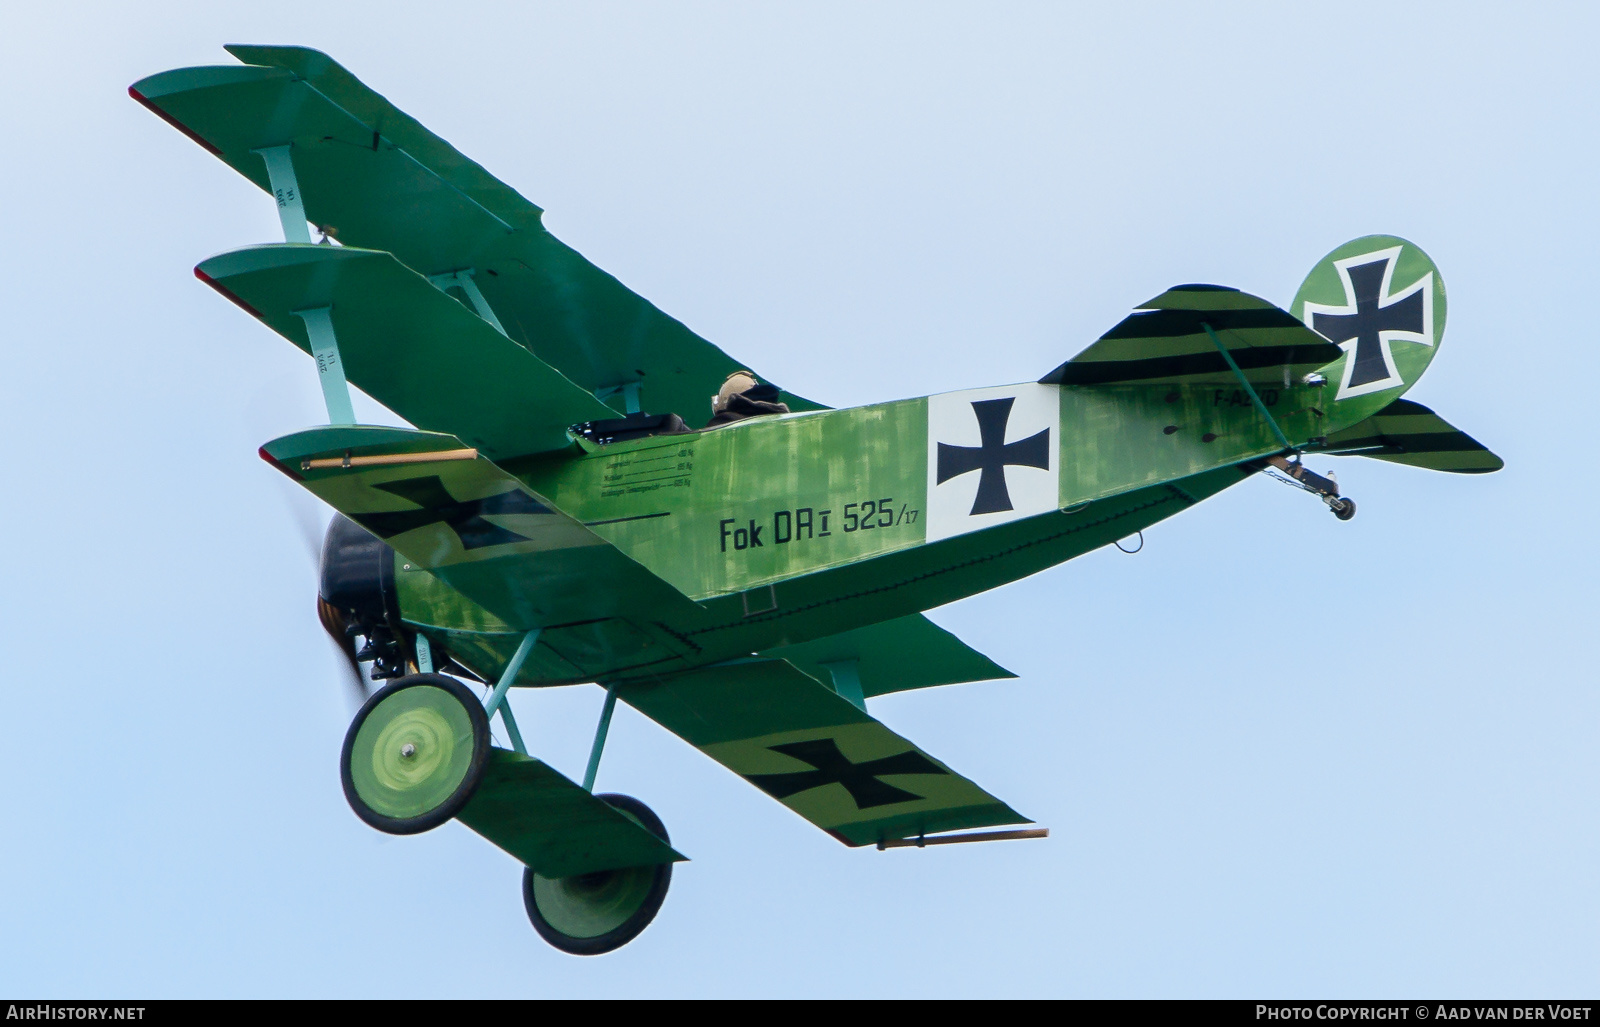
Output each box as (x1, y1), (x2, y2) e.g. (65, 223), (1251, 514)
(1319, 398), (1504, 473)
(131, 46), (822, 420)
(1041, 285), (1344, 386)
(760, 613), (1015, 698)
(620, 658), (1030, 846)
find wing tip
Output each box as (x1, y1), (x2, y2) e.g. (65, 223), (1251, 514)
(224, 42), (333, 65)
(193, 265), (263, 318)
(127, 81), (224, 156)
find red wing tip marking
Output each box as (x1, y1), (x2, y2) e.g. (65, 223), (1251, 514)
(128, 86), (224, 156)
(194, 267), (263, 318)
(257, 446), (303, 481)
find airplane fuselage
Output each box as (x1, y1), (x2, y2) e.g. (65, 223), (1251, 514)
(397, 376), (1332, 684)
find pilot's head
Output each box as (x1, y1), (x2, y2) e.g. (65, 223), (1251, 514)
(712, 371), (759, 414)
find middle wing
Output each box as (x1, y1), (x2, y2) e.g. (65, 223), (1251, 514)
(620, 659), (1030, 846)
(200, 243), (616, 460)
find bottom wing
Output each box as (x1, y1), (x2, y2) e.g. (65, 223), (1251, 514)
(620, 659), (1029, 846)
(759, 613), (1014, 699)
(262, 425), (711, 683)
(1321, 399), (1504, 473)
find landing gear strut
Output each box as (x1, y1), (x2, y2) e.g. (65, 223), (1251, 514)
(1267, 455), (1356, 521)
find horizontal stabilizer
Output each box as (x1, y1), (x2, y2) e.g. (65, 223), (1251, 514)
(1320, 399), (1503, 473)
(200, 244), (615, 459)
(458, 749), (685, 877)
(132, 48), (820, 419)
(621, 659), (1030, 846)
(760, 614), (1014, 698)
(261, 426), (709, 675)
(1042, 285), (1343, 387)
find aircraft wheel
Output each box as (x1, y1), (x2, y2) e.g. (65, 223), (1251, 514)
(1331, 497), (1357, 521)
(522, 794), (673, 956)
(340, 673), (489, 835)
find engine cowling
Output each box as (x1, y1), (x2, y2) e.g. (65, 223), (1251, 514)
(317, 515), (407, 679)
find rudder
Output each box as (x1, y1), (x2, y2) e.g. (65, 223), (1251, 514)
(1292, 235), (1447, 434)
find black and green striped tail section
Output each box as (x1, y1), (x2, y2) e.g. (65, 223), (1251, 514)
(1042, 285), (1343, 387)
(1320, 399), (1503, 474)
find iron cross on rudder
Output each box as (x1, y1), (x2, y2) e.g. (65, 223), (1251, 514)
(936, 398), (1051, 515)
(1307, 252), (1428, 391)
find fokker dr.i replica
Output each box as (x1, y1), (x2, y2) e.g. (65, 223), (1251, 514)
(133, 47), (1502, 955)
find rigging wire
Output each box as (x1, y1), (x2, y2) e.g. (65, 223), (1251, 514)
(1114, 531), (1144, 554)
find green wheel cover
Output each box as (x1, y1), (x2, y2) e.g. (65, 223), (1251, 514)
(348, 682), (477, 819)
(530, 866), (659, 939)
(523, 794), (673, 954)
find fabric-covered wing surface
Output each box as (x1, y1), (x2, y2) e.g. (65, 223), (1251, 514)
(620, 659), (1030, 846)
(1042, 285), (1344, 387)
(130, 46), (821, 420)
(199, 244), (616, 459)
(759, 613), (1015, 698)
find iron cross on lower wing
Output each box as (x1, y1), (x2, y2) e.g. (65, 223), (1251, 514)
(746, 738), (950, 810)
(352, 476), (552, 550)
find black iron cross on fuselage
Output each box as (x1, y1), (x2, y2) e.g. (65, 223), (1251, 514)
(352, 475), (551, 550)
(936, 397), (1051, 515)
(1308, 255), (1426, 390)
(746, 738), (948, 810)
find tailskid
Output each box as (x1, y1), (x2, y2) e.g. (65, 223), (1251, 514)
(1266, 455), (1356, 521)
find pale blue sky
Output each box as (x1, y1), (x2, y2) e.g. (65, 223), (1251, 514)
(2, 1), (1595, 998)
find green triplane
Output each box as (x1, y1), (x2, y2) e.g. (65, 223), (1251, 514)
(134, 46), (1503, 956)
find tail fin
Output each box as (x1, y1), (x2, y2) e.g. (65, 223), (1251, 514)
(1321, 398), (1503, 474)
(1292, 235), (1446, 433)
